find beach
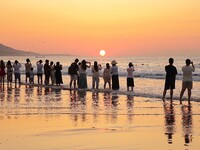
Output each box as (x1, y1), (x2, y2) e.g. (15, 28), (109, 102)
(0, 56), (200, 149)
(0, 80), (200, 150)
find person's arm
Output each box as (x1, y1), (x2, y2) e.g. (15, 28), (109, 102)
(191, 61), (195, 72)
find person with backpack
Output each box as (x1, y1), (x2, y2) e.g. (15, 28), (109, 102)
(69, 58), (79, 89)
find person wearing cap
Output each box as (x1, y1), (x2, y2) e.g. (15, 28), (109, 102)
(110, 60), (119, 90)
(127, 62), (135, 91)
(36, 60), (43, 84)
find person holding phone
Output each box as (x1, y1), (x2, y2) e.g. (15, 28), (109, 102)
(180, 59), (195, 104)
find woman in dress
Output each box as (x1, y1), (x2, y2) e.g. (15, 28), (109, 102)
(110, 60), (119, 90)
(78, 60), (91, 89)
(103, 63), (111, 89)
(91, 61), (102, 89)
(6, 60), (13, 85)
(54, 62), (63, 85)
(50, 61), (55, 85)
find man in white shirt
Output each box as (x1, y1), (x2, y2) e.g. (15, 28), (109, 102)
(180, 59), (195, 104)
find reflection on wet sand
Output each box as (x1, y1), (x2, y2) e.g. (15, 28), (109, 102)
(181, 105), (193, 146)
(163, 101), (176, 144)
(111, 93), (119, 123)
(127, 94), (134, 123)
(92, 91), (99, 123)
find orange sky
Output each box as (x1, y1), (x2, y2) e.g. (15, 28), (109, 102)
(0, 0), (200, 56)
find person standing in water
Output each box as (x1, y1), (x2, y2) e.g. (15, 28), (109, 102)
(103, 63), (111, 89)
(127, 62), (135, 91)
(91, 61), (102, 89)
(110, 60), (119, 90)
(162, 58), (177, 101)
(180, 59), (195, 104)
(25, 58), (32, 83)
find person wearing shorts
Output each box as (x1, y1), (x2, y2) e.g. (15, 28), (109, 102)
(180, 59), (195, 104)
(69, 59), (79, 89)
(162, 58), (177, 101)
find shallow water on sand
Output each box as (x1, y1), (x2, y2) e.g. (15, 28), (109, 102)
(0, 84), (200, 150)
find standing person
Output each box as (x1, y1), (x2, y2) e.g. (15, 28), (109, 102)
(180, 59), (195, 104)
(103, 63), (111, 89)
(69, 58), (79, 89)
(78, 60), (91, 89)
(29, 67), (34, 85)
(36, 60), (43, 85)
(127, 62), (135, 91)
(50, 61), (55, 85)
(91, 61), (102, 89)
(162, 58), (178, 101)
(111, 60), (119, 90)
(13, 60), (22, 86)
(25, 58), (32, 83)
(0, 60), (6, 85)
(6, 60), (13, 86)
(54, 62), (63, 85)
(44, 59), (51, 85)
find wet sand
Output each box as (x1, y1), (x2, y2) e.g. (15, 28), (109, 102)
(0, 83), (200, 150)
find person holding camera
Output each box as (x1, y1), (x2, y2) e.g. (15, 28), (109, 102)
(13, 60), (22, 86)
(78, 60), (91, 89)
(180, 59), (195, 104)
(91, 61), (102, 89)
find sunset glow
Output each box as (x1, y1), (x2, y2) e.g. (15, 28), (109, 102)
(0, 0), (200, 56)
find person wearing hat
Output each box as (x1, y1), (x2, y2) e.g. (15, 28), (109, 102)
(110, 60), (119, 90)
(127, 62), (135, 91)
(36, 60), (43, 84)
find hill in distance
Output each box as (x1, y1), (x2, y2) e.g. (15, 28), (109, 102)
(0, 43), (40, 56)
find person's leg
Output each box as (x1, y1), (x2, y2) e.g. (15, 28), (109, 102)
(131, 86), (133, 91)
(180, 88), (186, 104)
(70, 76), (73, 88)
(188, 89), (191, 104)
(162, 89), (167, 101)
(96, 77), (99, 89)
(92, 76), (95, 89)
(170, 89), (173, 100)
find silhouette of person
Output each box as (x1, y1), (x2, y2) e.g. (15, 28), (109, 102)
(103, 63), (111, 89)
(180, 59), (195, 104)
(111, 60), (119, 90)
(162, 58), (177, 101)
(25, 58), (32, 83)
(44, 59), (51, 85)
(54, 62), (63, 86)
(91, 61), (102, 89)
(69, 58), (79, 89)
(36, 60), (43, 85)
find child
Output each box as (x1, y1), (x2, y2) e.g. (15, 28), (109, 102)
(127, 62), (135, 91)
(29, 67), (34, 85)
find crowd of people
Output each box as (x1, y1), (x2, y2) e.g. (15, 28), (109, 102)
(0, 58), (135, 91)
(0, 57), (196, 104)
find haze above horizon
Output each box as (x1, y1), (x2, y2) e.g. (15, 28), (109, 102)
(0, 0), (200, 56)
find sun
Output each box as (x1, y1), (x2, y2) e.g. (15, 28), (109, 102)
(100, 50), (106, 56)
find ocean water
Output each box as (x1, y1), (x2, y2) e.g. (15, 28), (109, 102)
(1, 56), (200, 101)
